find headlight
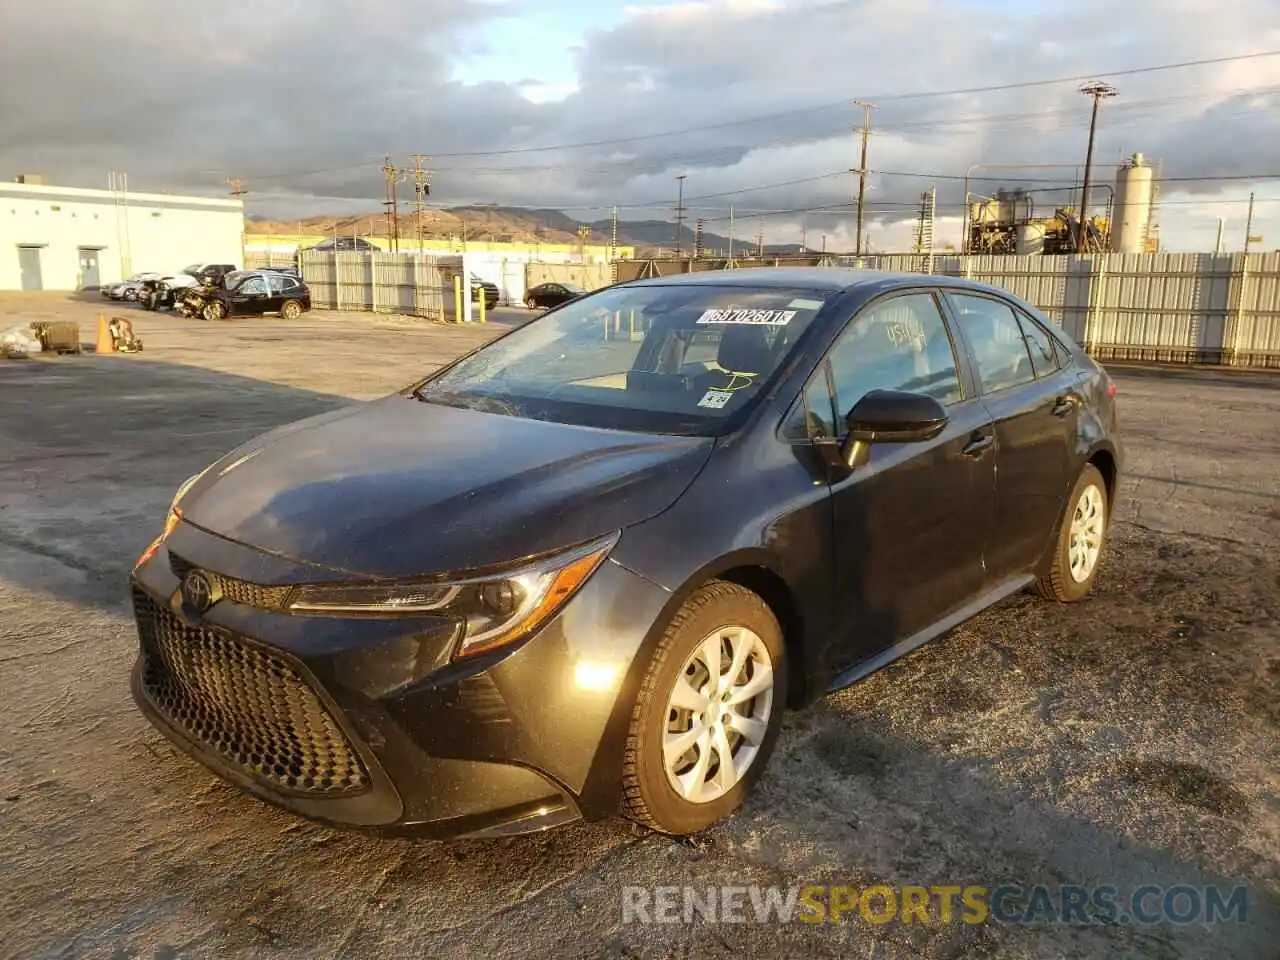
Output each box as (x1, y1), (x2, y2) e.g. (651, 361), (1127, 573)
(285, 534), (618, 659)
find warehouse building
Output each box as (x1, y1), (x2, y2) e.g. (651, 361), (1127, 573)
(0, 176), (243, 291)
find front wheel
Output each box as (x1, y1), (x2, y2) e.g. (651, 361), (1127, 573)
(202, 301), (225, 321)
(1037, 463), (1109, 602)
(526, 297), (539, 310)
(620, 581), (786, 835)
(280, 299), (302, 319)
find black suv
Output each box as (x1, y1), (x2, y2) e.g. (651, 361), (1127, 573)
(201, 270), (312, 321)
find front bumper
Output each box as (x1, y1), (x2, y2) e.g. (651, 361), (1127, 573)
(129, 521), (670, 838)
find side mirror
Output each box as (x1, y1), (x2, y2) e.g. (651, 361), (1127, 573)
(830, 390), (949, 469)
(846, 389), (949, 443)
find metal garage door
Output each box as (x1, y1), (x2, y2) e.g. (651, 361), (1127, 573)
(18, 246), (43, 291)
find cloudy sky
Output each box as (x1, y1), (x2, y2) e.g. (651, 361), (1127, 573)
(2, 0), (1278, 250)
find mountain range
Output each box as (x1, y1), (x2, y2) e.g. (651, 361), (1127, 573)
(246, 205), (818, 256)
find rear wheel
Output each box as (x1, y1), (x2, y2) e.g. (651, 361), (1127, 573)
(281, 299), (302, 319)
(1037, 463), (1109, 602)
(620, 581), (786, 835)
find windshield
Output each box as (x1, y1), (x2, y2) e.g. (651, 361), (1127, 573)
(415, 283), (835, 435)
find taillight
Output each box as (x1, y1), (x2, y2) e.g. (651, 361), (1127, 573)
(1107, 381), (1117, 398)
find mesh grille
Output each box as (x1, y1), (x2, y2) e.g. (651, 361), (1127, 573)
(134, 589), (370, 796)
(169, 553), (292, 610)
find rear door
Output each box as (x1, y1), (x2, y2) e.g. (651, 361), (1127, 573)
(265, 274), (288, 313)
(943, 291), (1080, 582)
(807, 290), (996, 669)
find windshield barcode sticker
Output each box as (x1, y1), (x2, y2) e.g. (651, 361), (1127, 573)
(696, 308), (797, 326)
(697, 389), (734, 409)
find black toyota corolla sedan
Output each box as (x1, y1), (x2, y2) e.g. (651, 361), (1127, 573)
(130, 269), (1121, 839)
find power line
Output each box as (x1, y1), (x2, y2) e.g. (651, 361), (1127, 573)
(225, 85), (1275, 187)
(419, 50), (1280, 158)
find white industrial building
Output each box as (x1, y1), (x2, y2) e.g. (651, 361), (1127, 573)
(0, 176), (243, 291)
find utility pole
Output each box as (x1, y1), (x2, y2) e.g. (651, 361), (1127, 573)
(382, 157), (398, 252)
(226, 178), (247, 198)
(853, 100), (874, 256)
(1215, 218), (1226, 255)
(1076, 82), (1118, 253)
(674, 174), (687, 257)
(757, 219), (765, 258)
(800, 212), (808, 254)
(410, 155), (432, 254)
(693, 218), (705, 259)
(1243, 192), (1256, 253)
(728, 205), (735, 262)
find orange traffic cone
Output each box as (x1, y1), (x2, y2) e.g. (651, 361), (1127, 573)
(95, 314), (115, 354)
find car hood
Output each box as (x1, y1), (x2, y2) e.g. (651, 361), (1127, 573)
(179, 395), (714, 578)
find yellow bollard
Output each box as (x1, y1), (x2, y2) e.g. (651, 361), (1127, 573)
(453, 275), (463, 323)
(478, 289), (486, 324)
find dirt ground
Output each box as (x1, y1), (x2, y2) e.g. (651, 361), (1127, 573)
(1, 294), (1277, 959)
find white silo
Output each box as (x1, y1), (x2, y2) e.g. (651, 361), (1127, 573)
(1111, 152), (1154, 253)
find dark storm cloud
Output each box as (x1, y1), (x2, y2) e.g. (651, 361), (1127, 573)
(1, 0), (1277, 247)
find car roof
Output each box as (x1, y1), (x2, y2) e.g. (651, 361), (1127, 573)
(618, 267), (1015, 299)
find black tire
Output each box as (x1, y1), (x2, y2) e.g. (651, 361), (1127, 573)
(1036, 463), (1109, 602)
(526, 297), (539, 310)
(620, 581), (786, 835)
(281, 299), (302, 319)
(202, 301), (225, 321)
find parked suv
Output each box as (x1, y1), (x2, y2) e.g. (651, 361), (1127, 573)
(470, 275), (500, 309)
(200, 270), (312, 320)
(304, 237), (382, 253)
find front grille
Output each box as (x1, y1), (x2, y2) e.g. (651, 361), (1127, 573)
(169, 553), (292, 610)
(134, 588), (370, 796)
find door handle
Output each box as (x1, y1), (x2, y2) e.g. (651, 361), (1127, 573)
(1051, 395), (1075, 418)
(963, 430), (994, 457)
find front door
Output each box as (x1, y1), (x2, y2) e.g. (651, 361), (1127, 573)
(78, 248), (100, 290)
(18, 246), (43, 291)
(944, 291), (1079, 581)
(228, 275), (269, 316)
(822, 291), (996, 669)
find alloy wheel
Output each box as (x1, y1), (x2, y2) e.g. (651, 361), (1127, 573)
(662, 625), (775, 804)
(1068, 483), (1105, 583)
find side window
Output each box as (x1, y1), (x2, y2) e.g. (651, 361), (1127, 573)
(949, 294), (1036, 394)
(826, 292), (963, 413)
(782, 373), (837, 440)
(1017, 310), (1061, 378)
(239, 277), (267, 295)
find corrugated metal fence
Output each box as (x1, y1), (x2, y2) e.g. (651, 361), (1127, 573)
(251, 249), (1280, 367)
(615, 252), (1280, 368)
(244, 251), (453, 319)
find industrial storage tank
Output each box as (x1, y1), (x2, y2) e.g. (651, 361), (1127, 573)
(1111, 152), (1154, 254)
(1016, 222), (1046, 255)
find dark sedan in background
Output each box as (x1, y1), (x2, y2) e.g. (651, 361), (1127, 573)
(129, 269), (1121, 839)
(526, 281), (587, 310)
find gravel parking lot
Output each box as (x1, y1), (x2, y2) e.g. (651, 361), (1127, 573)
(1, 294), (1277, 959)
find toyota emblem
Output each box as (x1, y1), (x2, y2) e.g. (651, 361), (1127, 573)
(181, 570), (217, 613)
